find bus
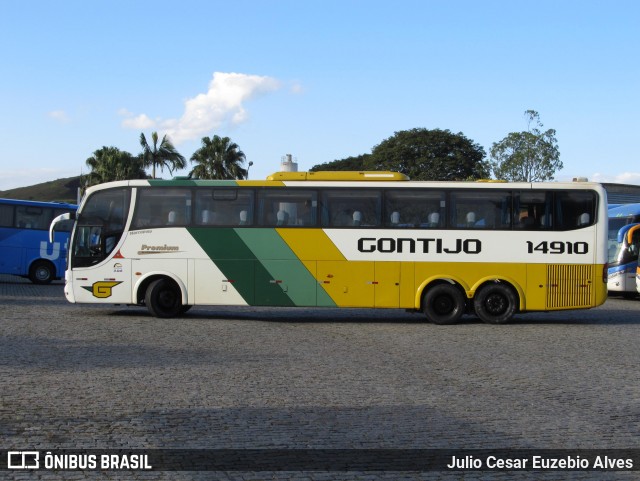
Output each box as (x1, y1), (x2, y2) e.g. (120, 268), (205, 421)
(607, 203), (640, 295)
(49, 172), (608, 324)
(0, 198), (76, 283)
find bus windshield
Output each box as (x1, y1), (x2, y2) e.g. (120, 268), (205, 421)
(607, 202), (640, 294)
(72, 188), (130, 268)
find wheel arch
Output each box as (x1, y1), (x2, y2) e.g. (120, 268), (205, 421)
(134, 272), (188, 305)
(471, 276), (525, 311)
(28, 258), (57, 284)
(416, 275), (470, 311)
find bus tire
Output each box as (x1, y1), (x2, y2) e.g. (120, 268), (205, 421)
(423, 283), (466, 325)
(179, 305), (192, 315)
(29, 260), (55, 285)
(145, 278), (182, 318)
(474, 283), (517, 324)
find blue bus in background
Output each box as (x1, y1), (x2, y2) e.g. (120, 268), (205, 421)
(0, 198), (76, 283)
(607, 203), (640, 295)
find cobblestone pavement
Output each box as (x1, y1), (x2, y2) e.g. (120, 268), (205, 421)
(1, 275), (639, 480)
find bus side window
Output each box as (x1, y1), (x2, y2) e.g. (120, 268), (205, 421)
(514, 191), (552, 230)
(132, 188), (191, 229)
(321, 190), (381, 228)
(451, 191), (511, 229)
(258, 189), (316, 227)
(0, 204), (13, 227)
(15, 206), (52, 230)
(194, 189), (255, 226)
(384, 189), (444, 228)
(555, 191), (596, 231)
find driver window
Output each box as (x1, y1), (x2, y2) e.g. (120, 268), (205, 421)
(74, 226), (104, 261)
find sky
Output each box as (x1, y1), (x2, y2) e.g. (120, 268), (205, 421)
(1, 0), (639, 191)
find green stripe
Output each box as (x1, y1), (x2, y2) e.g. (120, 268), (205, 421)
(187, 228), (256, 304)
(187, 227), (333, 307)
(315, 282), (337, 307)
(236, 230), (315, 306)
(235, 229), (297, 260)
(189, 227), (254, 260)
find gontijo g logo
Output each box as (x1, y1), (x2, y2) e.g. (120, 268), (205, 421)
(81, 281), (123, 298)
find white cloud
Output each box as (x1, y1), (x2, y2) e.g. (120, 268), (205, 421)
(290, 81), (304, 94)
(121, 113), (156, 130)
(48, 110), (70, 123)
(120, 72), (282, 144)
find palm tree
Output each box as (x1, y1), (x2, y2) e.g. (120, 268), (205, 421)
(190, 135), (248, 180)
(85, 146), (146, 187)
(139, 132), (186, 178)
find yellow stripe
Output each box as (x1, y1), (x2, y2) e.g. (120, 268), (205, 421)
(236, 180), (285, 187)
(276, 229), (346, 261)
(267, 171), (409, 181)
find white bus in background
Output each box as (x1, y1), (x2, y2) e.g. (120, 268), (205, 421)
(607, 203), (640, 296)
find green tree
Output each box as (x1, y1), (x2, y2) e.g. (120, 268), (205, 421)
(84, 146), (146, 187)
(489, 110), (562, 182)
(139, 132), (186, 178)
(310, 154), (372, 172)
(368, 128), (489, 180)
(190, 135), (248, 179)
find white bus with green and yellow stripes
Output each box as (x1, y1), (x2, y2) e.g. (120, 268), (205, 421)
(50, 171), (608, 324)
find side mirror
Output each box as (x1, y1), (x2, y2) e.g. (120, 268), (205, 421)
(49, 212), (75, 243)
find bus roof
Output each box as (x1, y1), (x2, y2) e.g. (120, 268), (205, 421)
(266, 171), (410, 181)
(0, 197), (76, 209)
(607, 203), (640, 218)
(82, 173), (606, 196)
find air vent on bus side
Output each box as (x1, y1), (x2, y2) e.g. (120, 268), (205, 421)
(546, 264), (593, 308)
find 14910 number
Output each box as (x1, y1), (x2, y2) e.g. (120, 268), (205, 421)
(526, 241), (588, 254)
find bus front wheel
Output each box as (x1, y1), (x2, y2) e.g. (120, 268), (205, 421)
(473, 283), (517, 324)
(145, 278), (183, 318)
(423, 283), (466, 325)
(29, 260), (55, 285)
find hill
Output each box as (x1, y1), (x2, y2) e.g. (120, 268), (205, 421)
(0, 176), (81, 204)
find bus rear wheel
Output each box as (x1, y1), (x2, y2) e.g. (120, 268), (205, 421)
(423, 283), (466, 325)
(145, 278), (183, 318)
(474, 283), (517, 324)
(29, 260), (55, 284)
